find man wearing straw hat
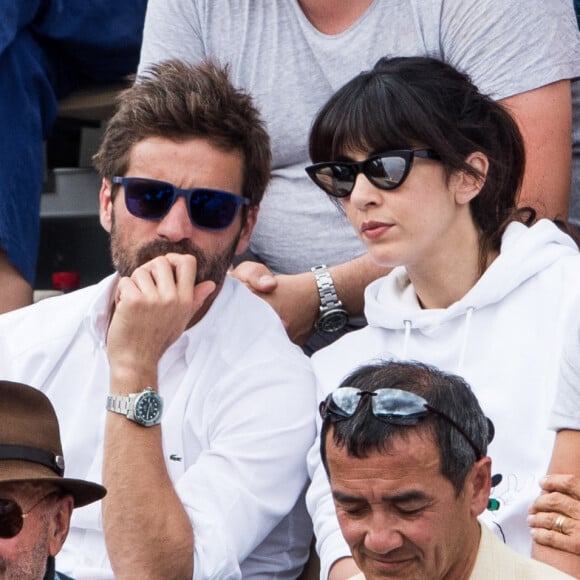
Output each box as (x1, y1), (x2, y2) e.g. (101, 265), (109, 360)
(0, 380), (105, 580)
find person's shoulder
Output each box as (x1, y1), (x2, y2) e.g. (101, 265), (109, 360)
(0, 276), (112, 347)
(474, 525), (575, 579)
(501, 220), (580, 268)
(206, 276), (312, 362)
(219, 276), (291, 329)
(0, 285), (85, 325)
(512, 554), (576, 579)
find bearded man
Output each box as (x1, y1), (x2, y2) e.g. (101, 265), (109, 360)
(0, 59), (316, 580)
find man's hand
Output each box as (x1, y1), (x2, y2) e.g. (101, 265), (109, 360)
(231, 261), (319, 345)
(501, 80), (572, 220)
(231, 255), (390, 347)
(529, 474), (580, 556)
(107, 253), (215, 380)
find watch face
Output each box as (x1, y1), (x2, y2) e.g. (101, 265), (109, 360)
(317, 309), (349, 333)
(134, 391), (163, 427)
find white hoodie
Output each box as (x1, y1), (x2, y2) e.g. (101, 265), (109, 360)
(307, 219), (580, 579)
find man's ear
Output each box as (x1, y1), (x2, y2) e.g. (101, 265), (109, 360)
(48, 495), (74, 556)
(99, 178), (114, 233)
(468, 456), (492, 517)
(235, 205), (259, 256)
(453, 151), (489, 206)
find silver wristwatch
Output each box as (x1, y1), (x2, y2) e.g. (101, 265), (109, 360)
(106, 387), (163, 427)
(311, 265), (349, 333)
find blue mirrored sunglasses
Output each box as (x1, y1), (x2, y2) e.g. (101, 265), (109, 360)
(113, 177), (249, 231)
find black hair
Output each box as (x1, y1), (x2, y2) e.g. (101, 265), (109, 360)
(320, 360), (492, 494)
(309, 56), (534, 272)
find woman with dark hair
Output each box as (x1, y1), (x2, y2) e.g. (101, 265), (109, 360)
(305, 56), (580, 579)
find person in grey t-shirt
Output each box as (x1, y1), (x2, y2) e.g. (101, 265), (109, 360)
(138, 0), (580, 357)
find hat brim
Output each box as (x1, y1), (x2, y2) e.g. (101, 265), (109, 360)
(0, 461), (106, 507)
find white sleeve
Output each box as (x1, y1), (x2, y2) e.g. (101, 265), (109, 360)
(306, 358), (354, 580)
(175, 353), (317, 579)
(551, 325), (580, 430)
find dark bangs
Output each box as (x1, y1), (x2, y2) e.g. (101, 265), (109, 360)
(309, 70), (436, 162)
(309, 56), (527, 270)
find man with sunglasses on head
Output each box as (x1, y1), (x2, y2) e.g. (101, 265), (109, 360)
(0, 380), (105, 580)
(0, 59), (317, 579)
(320, 360), (573, 580)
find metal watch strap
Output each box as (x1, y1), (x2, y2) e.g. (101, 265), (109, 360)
(311, 264), (343, 310)
(106, 387), (162, 427)
(106, 394), (131, 416)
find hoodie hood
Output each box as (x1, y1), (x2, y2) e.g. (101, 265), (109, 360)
(365, 219), (579, 331)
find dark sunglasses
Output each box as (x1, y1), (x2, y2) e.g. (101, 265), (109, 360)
(320, 387), (487, 460)
(305, 149), (441, 198)
(112, 177), (250, 231)
(0, 492), (58, 538)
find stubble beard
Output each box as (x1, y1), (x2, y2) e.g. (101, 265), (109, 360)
(109, 213), (241, 285)
(0, 527), (50, 580)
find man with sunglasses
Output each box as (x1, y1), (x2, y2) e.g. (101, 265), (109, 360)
(320, 360), (573, 579)
(0, 380), (105, 580)
(0, 59), (317, 579)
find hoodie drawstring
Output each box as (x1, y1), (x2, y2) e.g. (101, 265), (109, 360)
(403, 319), (412, 358)
(456, 306), (475, 374)
(401, 306), (475, 374)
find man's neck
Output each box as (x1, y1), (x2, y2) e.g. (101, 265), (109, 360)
(298, 0), (374, 35)
(445, 521), (482, 580)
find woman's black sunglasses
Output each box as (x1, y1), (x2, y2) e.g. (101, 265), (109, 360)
(113, 177), (250, 231)
(305, 149), (441, 198)
(320, 387), (488, 461)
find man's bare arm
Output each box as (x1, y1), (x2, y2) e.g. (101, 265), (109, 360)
(231, 253), (390, 345)
(530, 430), (580, 578)
(102, 254), (214, 578)
(501, 80), (572, 220)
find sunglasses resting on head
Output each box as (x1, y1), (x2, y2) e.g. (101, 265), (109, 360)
(113, 176), (250, 231)
(306, 149), (441, 198)
(320, 386), (490, 461)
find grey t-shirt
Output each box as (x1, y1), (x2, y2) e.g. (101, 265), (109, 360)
(139, 0), (580, 273)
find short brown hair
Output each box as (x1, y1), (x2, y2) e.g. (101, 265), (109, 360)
(93, 59), (271, 206)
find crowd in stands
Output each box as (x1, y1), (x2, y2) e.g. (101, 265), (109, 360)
(1, 1), (580, 579)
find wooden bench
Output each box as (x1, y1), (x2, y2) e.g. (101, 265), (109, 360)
(58, 84), (127, 122)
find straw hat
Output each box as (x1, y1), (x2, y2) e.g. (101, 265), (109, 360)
(0, 380), (105, 507)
